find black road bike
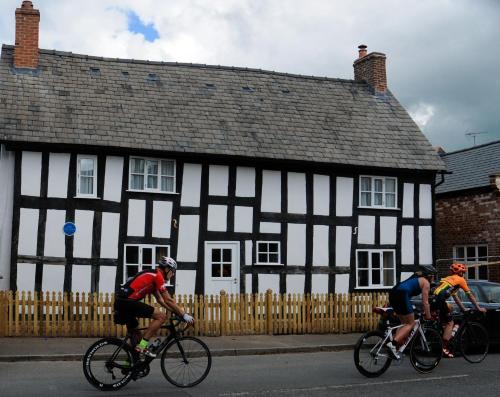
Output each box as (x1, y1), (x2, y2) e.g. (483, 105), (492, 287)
(83, 316), (211, 391)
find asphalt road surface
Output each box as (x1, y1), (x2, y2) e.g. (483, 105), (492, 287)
(1, 350), (499, 397)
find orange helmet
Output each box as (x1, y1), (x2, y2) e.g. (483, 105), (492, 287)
(450, 263), (466, 274)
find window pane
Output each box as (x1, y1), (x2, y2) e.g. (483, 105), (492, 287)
(269, 243), (279, 253)
(212, 249), (221, 262)
(155, 246), (169, 263)
(374, 179), (383, 192)
(146, 160), (158, 175)
(269, 253), (279, 263)
(385, 193), (396, 208)
(358, 270), (369, 287)
(455, 246), (465, 260)
(80, 176), (93, 195)
(223, 249), (232, 262)
(147, 175), (158, 189)
(372, 269), (381, 285)
(478, 265), (488, 280)
(385, 178), (396, 193)
(212, 263), (221, 277)
(383, 251), (394, 269)
(131, 158), (145, 173)
(384, 269), (394, 286)
(466, 247), (476, 260)
(161, 176), (174, 192)
(143, 265), (152, 271)
(126, 246), (139, 264)
(374, 193), (383, 206)
(131, 174), (144, 190)
(222, 263), (232, 277)
(372, 253), (381, 269)
(482, 284), (500, 303)
(361, 192), (371, 206)
(358, 251), (368, 269)
(161, 160), (174, 176)
(143, 248), (152, 265)
(383, 252), (395, 286)
(258, 253), (267, 263)
(467, 266), (476, 280)
(80, 159), (94, 176)
(478, 246), (488, 260)
(126, 265), (139, 279)
(361, 177), (371, 191)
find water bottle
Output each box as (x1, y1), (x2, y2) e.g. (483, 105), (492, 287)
(451, 324), (459, 337)
(149, 338), (162, 352)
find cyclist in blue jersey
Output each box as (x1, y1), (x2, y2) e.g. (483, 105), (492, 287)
(386, 264), (436, 359)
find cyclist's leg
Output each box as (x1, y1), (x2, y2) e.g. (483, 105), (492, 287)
(143, 309), (167, 340)
(390, 291), (415, 347)
(438, 299), (454, 357)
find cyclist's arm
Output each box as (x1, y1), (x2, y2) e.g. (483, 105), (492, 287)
(458, 278), (486, 312)
(153, 289), (186, 317)
(420, 278), (432, 320)
(452, 294), (468, 312)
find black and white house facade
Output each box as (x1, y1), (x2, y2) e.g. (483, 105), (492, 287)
(0, 2), (446, 295)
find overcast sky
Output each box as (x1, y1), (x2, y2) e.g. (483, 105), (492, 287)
(1, 0), (499, 152)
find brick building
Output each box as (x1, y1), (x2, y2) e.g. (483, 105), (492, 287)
(435, 140), (500, 282)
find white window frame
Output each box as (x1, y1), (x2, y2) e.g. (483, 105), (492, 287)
(76, 155), (98, 198)
(128, 156), (176, 194)
(356, 249), (396, 289)
(123, 244), (172, 286)
(255, 241), (281, 265)
(208, 245), (235, 280)
(453, 244), (488, 280)
(359, 176), (397, 209)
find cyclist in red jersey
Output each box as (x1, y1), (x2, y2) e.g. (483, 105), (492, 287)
(114, 256), (194, 357)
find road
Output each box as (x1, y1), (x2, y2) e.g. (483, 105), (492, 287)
(1, 350), (499, 397)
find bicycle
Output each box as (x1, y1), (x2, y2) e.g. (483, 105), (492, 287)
(82, 315), (212, 390)
(354, 306), (443, 377)
(440, 309), (489, 363)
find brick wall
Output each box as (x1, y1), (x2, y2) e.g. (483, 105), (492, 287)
(435, 189), (500, 282)
(14, 1), (40, 69)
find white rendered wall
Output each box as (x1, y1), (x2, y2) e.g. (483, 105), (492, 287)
(18, 208), (39, 255)
(71, 264), (92, 293)
(181, 163), (202, 207)
(207, 205), (227, 232)
(99, 266), (117, 294)
(287, 223), (306, 267)
(419, 226), (433, 265)
(419, 184), (432, 219)
(209, 165), (229, 196)
(100, 213), (120, 259)
(260, 222), (281, 234)
(258, 274), (280, 293)
(313, 225), (329, 266)
(152, 201), (172, 238)
(261, 170), (281, 212)
(245, 273), (252, 293)
(401, 225), (414, 265)
(44, 209), (66, 257)
(21, 151), (42, 196)
(380, 217), (397, 245)
(74, 210), (94, 258)
(42, 264), (65, 292)
(16, 263), (36, 292)
(335, 226), (351, 267)
(0, 147), (14, 290)
(47, 153), (70, 198)
(174, 270), (196, 296)
(236, 167), (255, 197)
(400, 272), (414, 283)
(287, 172), (306, 214)
(286, 274), (305, 294)
(234, 206), (253, 233)
(402, 183), (414, 218)
(335, 274), (350, 293)
(336, 177), (353, 216)
(311, 274), (329, 294)
(313, 174), (329, 216)
(127, 199), (145, 236)
(103, 156), (123, 202)
(358, 215), (375, 245)
(245, 240), (253, 266)
(177, 215), (199, 262)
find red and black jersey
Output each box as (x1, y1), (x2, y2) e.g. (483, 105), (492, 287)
(117, 269), (166, 301)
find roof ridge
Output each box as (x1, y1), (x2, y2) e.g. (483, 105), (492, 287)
(442, 139), (500, 157)
(1, 44), (359, 84)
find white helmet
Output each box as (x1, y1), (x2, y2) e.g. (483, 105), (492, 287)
(158, 256), (177, 272)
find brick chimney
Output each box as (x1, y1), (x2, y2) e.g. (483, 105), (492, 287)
(14, 1), (40, 69)
(353, 44), (387, 94)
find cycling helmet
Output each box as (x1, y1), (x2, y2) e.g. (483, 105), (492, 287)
(158, 256), (177, 272)
(418, 264), (437, 277)
(450, 262), (466, 274)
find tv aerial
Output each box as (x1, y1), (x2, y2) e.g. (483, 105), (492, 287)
(465, 131), (488, 146)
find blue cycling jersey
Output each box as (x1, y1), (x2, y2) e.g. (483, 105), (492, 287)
(395, 276), (421, 297)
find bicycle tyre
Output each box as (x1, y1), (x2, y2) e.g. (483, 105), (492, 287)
(353, 331), (392, 378)
(82, 337), (135, 391)
(160, 336), (212, 387)
(459, 322), (489, 363)
(409, 327), (442, 373)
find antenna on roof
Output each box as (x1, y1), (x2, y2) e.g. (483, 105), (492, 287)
(465, 130), (488, 146)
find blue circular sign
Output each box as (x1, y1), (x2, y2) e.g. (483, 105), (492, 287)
(63, 222), (76, 236)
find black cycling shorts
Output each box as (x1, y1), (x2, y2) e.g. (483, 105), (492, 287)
(114, 298), (154, 330)
(389, 289), (414, 315)
(430, 294), (452, 323)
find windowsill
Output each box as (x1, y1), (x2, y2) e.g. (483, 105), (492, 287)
(74, 196), (101, 200)
(126, 189), (179, 195)
(356, 286), (394, 290)
(357, 206), (400, 210)
(254, 263), (284, 266)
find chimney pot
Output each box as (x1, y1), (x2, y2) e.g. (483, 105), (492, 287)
(358, 44), (367, 58)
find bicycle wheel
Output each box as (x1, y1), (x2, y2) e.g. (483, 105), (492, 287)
(409, 327), (442, 373)
(82, 338), (135, 391)
(353, 331), (392, 378)
(160, 336), (212, 387)
(460, 322), (489, 363)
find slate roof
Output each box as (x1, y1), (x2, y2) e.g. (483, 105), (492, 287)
(0, 45), (445, 171)
(436, 140), (500, 194)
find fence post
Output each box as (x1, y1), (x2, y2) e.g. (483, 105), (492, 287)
(220, 290), (227, 336)
(265, 289), (273, 335)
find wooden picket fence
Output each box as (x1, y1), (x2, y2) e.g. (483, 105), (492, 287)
(0, 290), (388, 337)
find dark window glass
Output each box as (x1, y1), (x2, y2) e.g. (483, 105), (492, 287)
(258, 253), (267, 263)
(478, 265), (488, 280)
(372, 253), (381, 269)
(269, 253), (279, 263)
(372, 269), (381, 285)
(126, 246), (139, 264)
(455, 246), (465, 260)
(212, 249), (221, 262)
(212, 263), (221, 277)
(467, 246), (476, 260)
(269, 243), (279, 253)
(156, 246), (169, 262)
(126, 265), (138, 279)
(358, 270), (369, 287)
(222, 263), (232, 277)
(358, 251), (368, 269)
(142, 265), (152, 271)
(468, 266), (476, 280)
(478, 246), (488, 260)
(143, 248), (152, 265)
(223, 248), (232, 262)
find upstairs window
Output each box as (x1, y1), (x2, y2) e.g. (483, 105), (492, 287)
(454, 245), (488, 280)
(360, 176), (397, 208)
(77, 155), (97, 198)
(129, 157), (176, 193)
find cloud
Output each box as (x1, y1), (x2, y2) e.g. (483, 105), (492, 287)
(409, 103), (435, 129)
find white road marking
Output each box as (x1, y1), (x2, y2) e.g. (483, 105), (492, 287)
(219, 374), (469, 396)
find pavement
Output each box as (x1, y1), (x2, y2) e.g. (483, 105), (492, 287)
(0, 333), (362, 362)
